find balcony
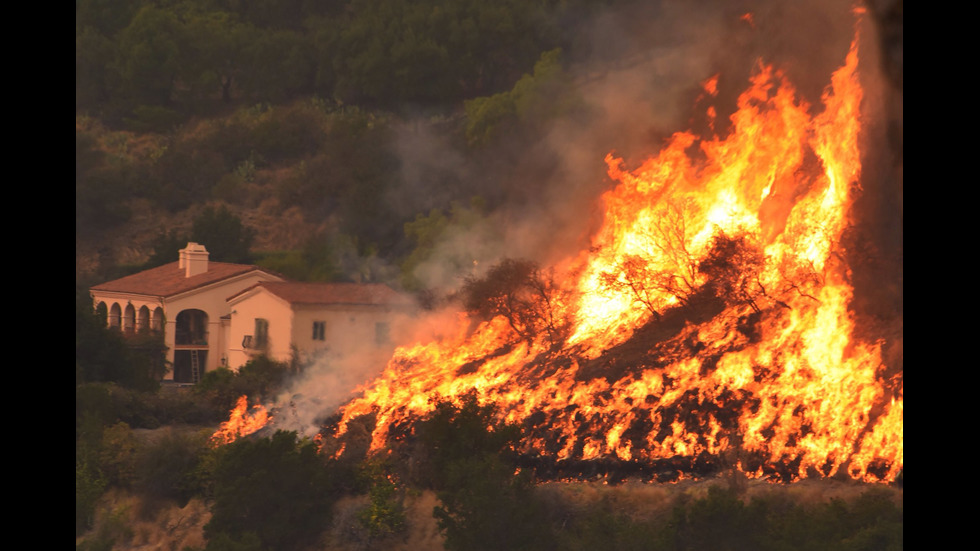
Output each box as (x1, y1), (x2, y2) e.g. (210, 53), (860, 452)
(175, 309), (209, 347)
(175, 330), (209, 347)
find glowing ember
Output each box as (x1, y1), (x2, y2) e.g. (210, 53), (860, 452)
(211, 395), (272, 446)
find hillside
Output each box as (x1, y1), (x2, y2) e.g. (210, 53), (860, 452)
(80, 471), (902, 551)
(78, 2), (902, 549)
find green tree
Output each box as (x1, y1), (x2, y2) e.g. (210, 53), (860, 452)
(331, 0), (555, 109)
(144, 229), (187, 269)
(356, 457), (407, 541)
(76, 25), (115, 109)
(99, 422), (140, 488)
(399, 198), (486, 291)
(134, 429), (211, 506)
(116, 5), (183, 106)
(181, 9), (253, 103)
(460, 257), (568, 347)
(76, 456), (107, 535)
(76, 287), (165, 391)
(239, 29), (315, 103)
(205, 431), (337, 550)
(253, 235), (342, 282)
(274, 108), (402, 253)
(464, 48), (575, 146)
(76, 131), (133, 236)
(195, 356), (289, 413)
(413, 394), (554, 551)
(191, 205), (255, 263)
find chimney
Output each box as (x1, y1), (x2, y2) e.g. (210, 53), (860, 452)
(179, 242), (209, 277)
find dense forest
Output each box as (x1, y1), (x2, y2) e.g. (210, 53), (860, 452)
(77, 1), (902, 549)
(76, 0), (637, 289)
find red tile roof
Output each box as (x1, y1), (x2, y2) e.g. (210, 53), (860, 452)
(245, 281), (413, 307)
(91, 261), (271, 298)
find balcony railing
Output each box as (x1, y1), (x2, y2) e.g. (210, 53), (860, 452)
(175, 330), (209, 346)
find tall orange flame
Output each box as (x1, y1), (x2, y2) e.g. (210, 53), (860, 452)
(333, 31), (900, 482)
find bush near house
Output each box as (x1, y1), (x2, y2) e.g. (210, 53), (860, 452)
(411, 394), (555, 551)
(205, 430), (340, 551)
(195, 356), (290, 414)
(76, 287), (167, 392)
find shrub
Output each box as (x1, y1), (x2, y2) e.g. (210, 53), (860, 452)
(413, 394), (554, 551)
(196, 356), (289, 413)
(99, 422), (140, 488)
(134, 429), (211, 506)
(206, 431), (338, 550)
(357, 458), (407, 541)
(191, 205), (255, 264)
(76, 288), (166, 391)
(76, 457), (107, 535)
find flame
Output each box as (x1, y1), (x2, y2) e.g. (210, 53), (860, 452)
(211, 395), (272, 446)
(230, 27), (902, 483)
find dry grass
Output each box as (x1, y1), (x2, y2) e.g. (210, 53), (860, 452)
(324, 490), (444, 551)
(536, 475), (902, 523)
(77, 477), (900, 550)
(77, 489), (210, 551)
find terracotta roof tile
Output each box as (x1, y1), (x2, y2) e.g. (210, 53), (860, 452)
(91, 261), (270, 298)
(252, 282), (413, 307)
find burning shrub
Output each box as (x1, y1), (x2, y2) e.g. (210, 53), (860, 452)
(601, 254), (674, 320)
(599, 201), (702, 320)
(461, 258), (569, 348)
(196, 355), (290, 414)
(698, 232), (766, 311)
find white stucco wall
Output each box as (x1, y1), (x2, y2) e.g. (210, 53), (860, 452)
(228, 289), (415, 370)
(164, 272), (281, 376)
(227, 289), (295, 368)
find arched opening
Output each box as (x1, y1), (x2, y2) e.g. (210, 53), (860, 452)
(95, 302), (108, 324)
(108, 303), (122, 329)
(123, 304), (136, 334)
(175, 309), (209, 345)
(151, 307), (165, 333)
(137, 306), (150, 333)
(174, 309), (209, 384)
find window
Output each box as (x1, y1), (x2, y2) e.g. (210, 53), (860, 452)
(313, 321), (326, 341)
(255, 318), (269, 349)
(375, 322), (390, 345)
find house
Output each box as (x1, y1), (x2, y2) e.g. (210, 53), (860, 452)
(225, 281), (415, 369)
(90, 243), (284, 383)
(90, 243), (415, 384)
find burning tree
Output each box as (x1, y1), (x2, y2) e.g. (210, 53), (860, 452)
(461, 258), (570, 349)
(698, 232), (766, 312)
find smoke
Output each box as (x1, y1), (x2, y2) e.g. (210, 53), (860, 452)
(388, 0), (867, 296)
(266, 305), (489, 438)
(264, 308), (415, 437)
